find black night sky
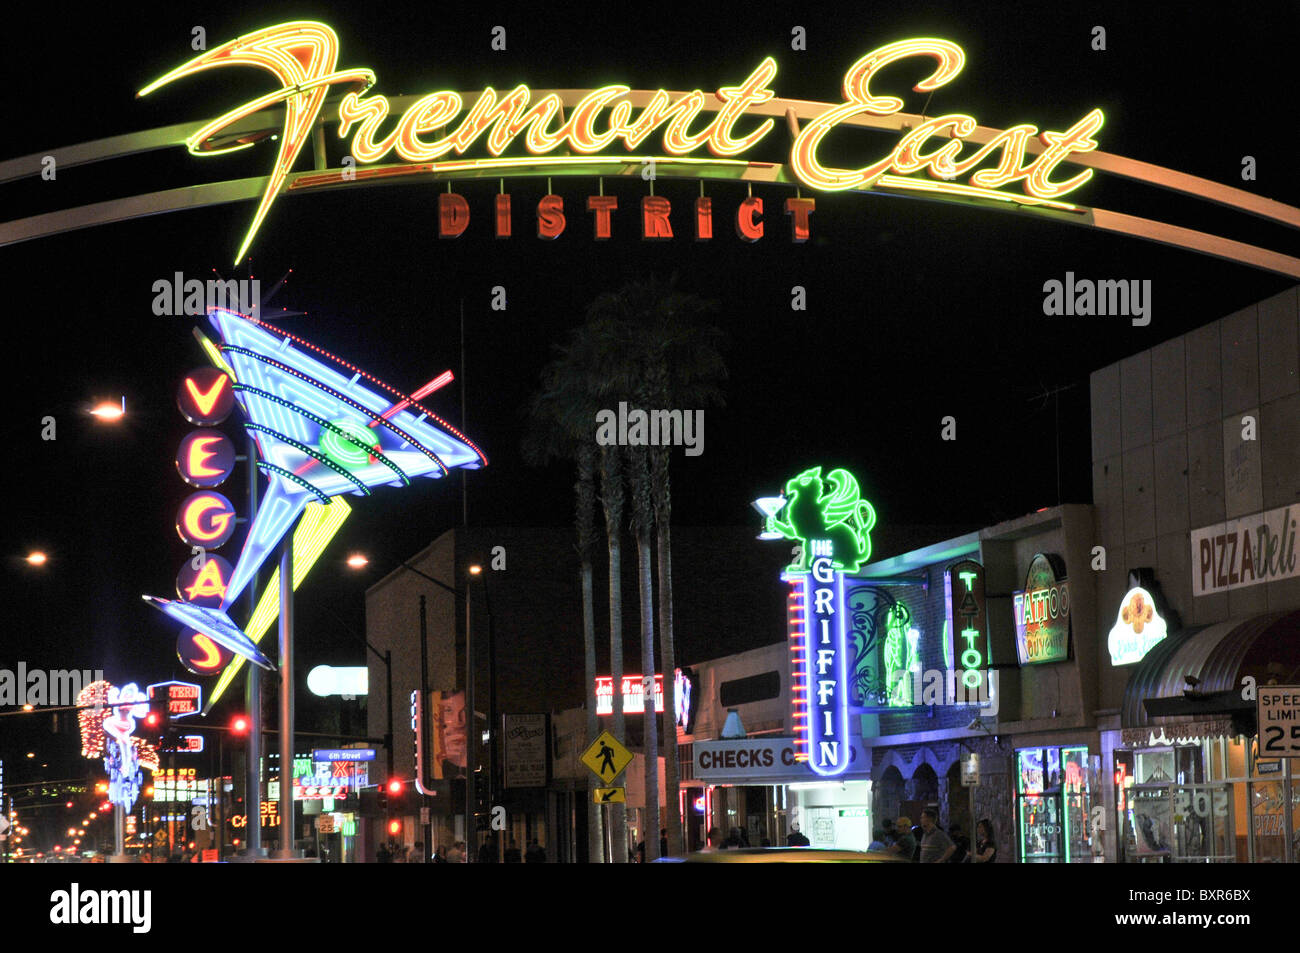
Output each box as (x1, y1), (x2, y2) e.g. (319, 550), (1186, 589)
(3, 0), (1297, 789)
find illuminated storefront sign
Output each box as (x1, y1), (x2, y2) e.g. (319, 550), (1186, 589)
(76, 681), (159, 813)
(1107, 587), (1168, 666)
(292, 757), (366, 800)
(1013, 554), (1070, 665)
(693, 737), (868, 780)
(175, 429), (236, 488)
(944, 559), (989, 694)
(229, 801), (280, 828)
(147, 681), (201, 718)
(1190, 504), (1299, 596)
(139, 23), (1103, 262)
(145, 308), (484, 672)
(798, 542), (851, 776)
(674, 668), (697, 733)
(595, 675), (664, 715)
(177, 366), (235, 426)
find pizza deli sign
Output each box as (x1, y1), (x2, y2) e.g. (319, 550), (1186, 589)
(1191, 505), (1299, 597)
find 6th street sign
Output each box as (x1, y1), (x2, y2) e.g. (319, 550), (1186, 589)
(1257, 686), (1300, 757)
(581, 731), (633, 785)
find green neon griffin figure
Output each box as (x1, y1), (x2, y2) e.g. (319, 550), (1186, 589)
(764, 466), (877, 573)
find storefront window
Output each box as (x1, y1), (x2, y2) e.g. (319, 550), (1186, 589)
(1017, 746), (1092, 862)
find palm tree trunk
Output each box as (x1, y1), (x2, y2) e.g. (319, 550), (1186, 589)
(636, 532), (660, 861)
(581, 559), (604, 862)
(655, 518), (683, 856)
(600, 443), (628, 861)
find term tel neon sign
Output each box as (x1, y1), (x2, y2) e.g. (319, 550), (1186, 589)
(139, 23), (1104, 261)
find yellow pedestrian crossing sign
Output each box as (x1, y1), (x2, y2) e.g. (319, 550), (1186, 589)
(594, 787), (626, 803)
(581, 730), (633, 784)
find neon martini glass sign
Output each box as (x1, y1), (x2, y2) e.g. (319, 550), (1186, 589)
(144, 308), (486, 669)
(138, 22), (1104, 262)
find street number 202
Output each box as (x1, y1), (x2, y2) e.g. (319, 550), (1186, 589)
(1261, 725), (1300, 754)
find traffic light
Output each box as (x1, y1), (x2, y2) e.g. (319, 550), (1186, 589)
(386, 778), (403, 797)
(230, 715), (250, 735)
(387, 818), (402, 837)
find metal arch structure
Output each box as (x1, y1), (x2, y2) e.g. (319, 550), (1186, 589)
(2, 80), (1299, 278)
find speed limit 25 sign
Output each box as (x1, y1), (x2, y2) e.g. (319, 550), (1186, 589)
(1257, 686), (1300, 758)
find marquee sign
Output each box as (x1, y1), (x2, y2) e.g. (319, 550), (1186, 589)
(1013, 554), (1070, 665)
(138, 23), (1107, 263)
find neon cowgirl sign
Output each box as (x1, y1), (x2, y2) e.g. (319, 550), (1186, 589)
(139, 23), (1104, 262)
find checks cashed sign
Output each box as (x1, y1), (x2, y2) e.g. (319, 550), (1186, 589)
(1191, 505), (1299, 596)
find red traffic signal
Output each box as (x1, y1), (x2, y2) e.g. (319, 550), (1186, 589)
(143, 709), (163, 730)
(230, 715), (250, 735)
(387, 819), (402, 836)
(386, 778), (404, 796)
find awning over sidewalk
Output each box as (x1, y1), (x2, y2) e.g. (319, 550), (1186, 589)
(1120, 609), (1300, 745)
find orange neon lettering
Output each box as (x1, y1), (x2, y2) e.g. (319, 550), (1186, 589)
(695, 197), (713, 241)
(956, 124), (1038, 187)
(184, 375), (229, 417)
(537, 195), (565, 239)
(736, 196), (763, 241)
(587, 196), (618, 240)
(641, 196), (673, 240)
(186, 435), (226, 478)
(181, 497), (234, 543)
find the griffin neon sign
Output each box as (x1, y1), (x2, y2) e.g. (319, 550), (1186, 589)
(139, 22), (1103, 262)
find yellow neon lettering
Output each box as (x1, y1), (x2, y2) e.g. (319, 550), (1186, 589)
(889, 114), (978, 176)
(184, 560), (229, 602)
(181, 497), (233, 542)
(620, 89), (712, 152)
(138, 21), (373, 263)
(394, 91), (463, 161)
(562, 86), (633, 153)
(704, 58), (777, 157)
(339, 91), (399, 162)
(187, 435), (226, 478)
(789, 38), (966, 190)
(1025, 108), (1105, 198)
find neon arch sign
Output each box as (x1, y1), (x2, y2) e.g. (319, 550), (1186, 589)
(138, 22), (1105, 263)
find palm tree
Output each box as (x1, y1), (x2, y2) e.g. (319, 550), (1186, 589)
(588, 276), (727, 859)
(524, 345), (606, 861)
(639, 278), (726, 858)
